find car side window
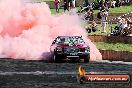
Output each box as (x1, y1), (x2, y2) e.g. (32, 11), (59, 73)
(52, 38), (61, 44)
(79, 38), (85, 44)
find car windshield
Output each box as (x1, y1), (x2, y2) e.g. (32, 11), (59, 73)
(55, 36), (85, 45)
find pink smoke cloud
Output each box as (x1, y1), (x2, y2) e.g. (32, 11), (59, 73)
(0, 0), (102, 61)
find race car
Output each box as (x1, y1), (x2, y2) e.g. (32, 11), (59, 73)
(50, 36), (90, 62)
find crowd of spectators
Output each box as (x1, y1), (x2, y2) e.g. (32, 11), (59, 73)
(53, 0), (131, 35)
(85, 0), (130, 10)
(111, 15), (132, 36)
(53, 0), (130, 13)
(80, 0), (131, 35)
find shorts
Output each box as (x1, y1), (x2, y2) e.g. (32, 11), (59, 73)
(101, 21), (107, 27)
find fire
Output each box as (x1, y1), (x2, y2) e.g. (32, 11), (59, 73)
(78, 66), (86, 76)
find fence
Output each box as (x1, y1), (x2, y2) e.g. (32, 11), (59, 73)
(100, 50), (132, 61)
(88, 35), (132, 44)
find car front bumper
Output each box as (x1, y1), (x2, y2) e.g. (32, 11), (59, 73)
(55, 52), (90, 58)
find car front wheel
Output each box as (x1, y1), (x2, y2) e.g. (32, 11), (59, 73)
(54, 55), (61, 62)
(84, 55), (90, 62)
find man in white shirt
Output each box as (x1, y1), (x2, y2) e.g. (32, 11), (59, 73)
(101, 10), (108, 33)
(72, 0), (76, 7)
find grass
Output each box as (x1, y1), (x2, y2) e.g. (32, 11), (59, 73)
(94, 42), (132, 52)
(107, 6), (132, 13)
(50, 8), (64, 14)
(93, 6), (132, 14)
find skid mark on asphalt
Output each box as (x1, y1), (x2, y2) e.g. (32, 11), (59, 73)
(0, 71), (130, 75)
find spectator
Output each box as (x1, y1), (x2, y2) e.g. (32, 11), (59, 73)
(120, 0), (125, 6)
(111, 18), (120, 36)
(125, 0), (129, 3)
(84, 0), (90, 7)
(126, 16), (132, 27)
(97, 10), (102, 20)
(114, 17), (122, 30)
(101, 10), (108, 33)
(90, 20), (98, 32)
(125, 0), (129, 5)
(86, 20), (98, 33)
(85, 9), (93, 21)
(115, 0), (121, 7)
(54, 0), (61, 13)
(64, 0), (69, 11)
(68, 0), (74, 9)
(92, 0), (99, 9)
(112, 0), (116, 8)
(121, 17), (127, 29)
(112, 16), (131, 36)
(107, 0), (113, 8)
(90, 9), (94, 21)
(108, 0), (116, 8)
(72, 0), (76, 8)
(99, 0), (107, 9)
(99, 2), (107, 11)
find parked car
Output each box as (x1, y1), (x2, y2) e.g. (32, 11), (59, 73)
(50, 36), (90, 62)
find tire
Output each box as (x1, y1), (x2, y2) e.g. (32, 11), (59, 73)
(54, 55), (61, 62)
(84, 55), (90, 62)
(79, 76), (87, 84)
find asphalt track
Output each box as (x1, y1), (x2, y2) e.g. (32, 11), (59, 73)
(0, 58), (132, 88)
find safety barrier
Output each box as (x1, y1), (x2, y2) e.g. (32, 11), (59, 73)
(88, 35), (132, 44)
(99, 50), (132, 61)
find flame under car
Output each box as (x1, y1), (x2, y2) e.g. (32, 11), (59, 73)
(50, 36), (90, 62)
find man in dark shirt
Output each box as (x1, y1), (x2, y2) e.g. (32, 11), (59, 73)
(84, 0), (90, 7)
(64, 0), (69, 11)
(68, 0), (74, 9)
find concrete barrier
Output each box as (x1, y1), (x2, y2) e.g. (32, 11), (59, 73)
(99, 50), (132, 61)
(88, 35), (132, 44)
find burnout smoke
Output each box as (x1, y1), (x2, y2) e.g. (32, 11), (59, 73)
(0, 0), (102, 61)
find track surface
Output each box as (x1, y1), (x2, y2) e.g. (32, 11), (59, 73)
(0, 58), (132, 88)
